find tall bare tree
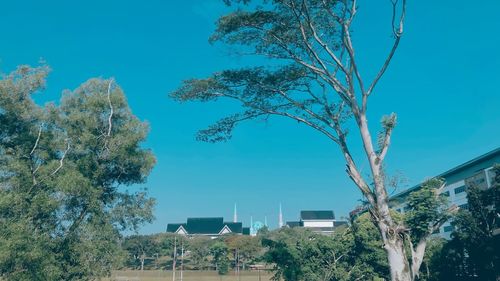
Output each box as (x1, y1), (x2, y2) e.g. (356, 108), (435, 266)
(172, 1), (450, 280)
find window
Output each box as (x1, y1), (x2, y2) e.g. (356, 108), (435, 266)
(444, 225), (454, 232)
(487, 168), (498, 188)
(441, 191), (450, 197)
(454, 186), (466, 194)
(459, 203), (469, 210)
(432, 228), (440, 234)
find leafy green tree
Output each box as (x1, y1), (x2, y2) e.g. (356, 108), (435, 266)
(187, 236), (213, 270)
(436, 165), (500, 281)
(416, 237), (445, 281)
(263, 226), (379, 281)
(170, 1), (443, 279)
(210, 241), (230, 275)
(225, 235), (262, 270)
(122, 235), (158, 270)
(403, 178), (455, 278)
(0, 65), (156, 280)
(349, 213), (390, 280)
(155, 233), (187, 262)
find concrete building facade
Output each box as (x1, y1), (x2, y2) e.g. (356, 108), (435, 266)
(390, 148), (500, 239)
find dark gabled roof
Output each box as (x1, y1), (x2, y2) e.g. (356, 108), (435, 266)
(300, 210), (335, 220)
(166, 223), (186, 233)
(242, 227), (251, 235)
(186, 217), (224, 234)
(224, 222), (243, 234)
(286, 221), (302, 228)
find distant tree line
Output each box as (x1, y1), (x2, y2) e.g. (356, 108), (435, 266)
(120, 232), (263, 275)
(120, 167), (499, 281)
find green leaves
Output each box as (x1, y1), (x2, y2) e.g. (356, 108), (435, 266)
(432, 169), (500, 280)
(262, 222), (389, 281)
(0, 66), (156, 280)
(171, 64), (342, 143)
(211, 1), (345, 60)
(405, 178), (450, 243)
(210, 241), (230, 275)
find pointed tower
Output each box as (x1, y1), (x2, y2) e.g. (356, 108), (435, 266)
(233, 203), (238, 223)
(264, 216), (268, 227)
(250, 216), (254, 235)
(278, 203), (284, 228)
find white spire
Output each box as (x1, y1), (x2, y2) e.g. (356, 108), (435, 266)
(264, 216), (268, 227)
(233, 203), (237, 223)
(250, 216), (255, 236)
(278, 203), (284, 228)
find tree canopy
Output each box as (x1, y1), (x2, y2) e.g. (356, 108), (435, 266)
(435, 165), (500, 280)
(0, 65), (156, 280)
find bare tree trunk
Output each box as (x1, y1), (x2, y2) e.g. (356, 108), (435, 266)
(410, 240), (427, 280)
(385, 240), (412, 281)
(357, 114), (415, 281)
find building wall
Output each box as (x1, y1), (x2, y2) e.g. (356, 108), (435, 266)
(393, 163), (498, 239)
(302, 221), (334, 228)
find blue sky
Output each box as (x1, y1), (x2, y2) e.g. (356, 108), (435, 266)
(1, 0), (499, 234)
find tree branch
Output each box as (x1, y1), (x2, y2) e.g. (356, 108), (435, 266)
(365, 0), (406, 98)
(30, 123), (43, 156)
(106, 79), (114, 137)
(51, 139), (70, 176)
(378, 119), (396, 163)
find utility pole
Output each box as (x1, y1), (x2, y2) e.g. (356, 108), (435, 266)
(236, 248), (241, 281)
(180, 239), (184, 281)
(172, 237), (177, 281)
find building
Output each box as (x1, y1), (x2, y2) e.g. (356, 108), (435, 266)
(391, 148), (500, 238)
(286, 210), (348, 234)
(166, 217), (247, 238)
(390, 147), (500, 239)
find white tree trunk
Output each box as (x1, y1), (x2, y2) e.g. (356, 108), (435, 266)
(410, 240), (427, 280)
(385, 240), (412, 281)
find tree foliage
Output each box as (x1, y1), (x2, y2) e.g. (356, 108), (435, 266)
(225, 235), (262, 270)
(263, 218), (391, 281)
(435, 165), (500, 281)
(0, 65), (156, 280)
(404, 178), (455, 244)
(210, 241), (230, 275)
(122, 235), (158, 270)
(187, 236), (213, 270)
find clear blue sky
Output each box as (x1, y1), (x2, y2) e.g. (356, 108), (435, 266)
(1, 0), (499, 234)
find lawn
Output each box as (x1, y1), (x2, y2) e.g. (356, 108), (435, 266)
(108, 270), (272, 281)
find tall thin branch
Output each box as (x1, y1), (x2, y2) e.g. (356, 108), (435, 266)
(106, 79), (114, 137)
(300, 0), (350, 80)
(30, 123), (43, 156)
(51, 140), (70, 176)
(365, 0), (406, 99)
(378, 124), (395, 162)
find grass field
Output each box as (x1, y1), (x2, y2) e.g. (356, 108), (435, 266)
(108, 270), (273, 281)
